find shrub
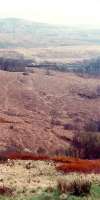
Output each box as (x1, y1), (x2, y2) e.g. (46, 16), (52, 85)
(85, 121), (100, 132)
(45, 69), (52, 76)
(68, 179), (91, 196)
(22, 72), (29, 76)
(9, 125), (14, 129)
(0, 156), (8, 163)
(57, 179), (68, 194)
(63, 123), (74, 130)
(0, 186), (13, 196)
(25, 162), (31, 169)
(55, 148), (66, 156)
(57, 178), (91, 197)
(37, 147), (46, 155)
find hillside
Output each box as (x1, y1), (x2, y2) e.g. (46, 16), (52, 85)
(0, 69), (100, 155)
(0, 18), (100, 48)
(0, 18), (100, 75)
(0, 18), (100, 155)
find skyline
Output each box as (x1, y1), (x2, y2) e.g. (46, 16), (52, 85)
(0, 0), (100, 27)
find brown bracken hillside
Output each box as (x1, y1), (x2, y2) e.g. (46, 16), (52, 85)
(0, 69), (100, 155)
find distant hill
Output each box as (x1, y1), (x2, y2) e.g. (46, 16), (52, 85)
(0, 18), (100, 48)
(0, 18), (100, 75)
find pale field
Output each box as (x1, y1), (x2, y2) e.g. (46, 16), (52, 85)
(0, 160), (100, 198)
(13, 45), (100, 63)
(0, 45), (100, 63)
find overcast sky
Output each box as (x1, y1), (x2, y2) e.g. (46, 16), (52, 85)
(0, 0), (100, 27)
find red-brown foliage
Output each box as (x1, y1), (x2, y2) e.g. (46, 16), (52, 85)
(5, 152), (49, 161)
(51, 156), (81, 163)
(51, 156), (100, 173)
(56, 159), (100, 173)
(2, 152), (100, 174)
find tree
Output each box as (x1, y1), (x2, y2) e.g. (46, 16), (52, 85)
(72, 132), (100, 159)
